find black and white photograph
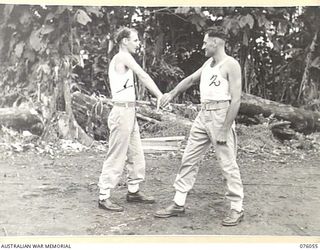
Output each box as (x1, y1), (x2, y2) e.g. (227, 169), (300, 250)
(0, 4), (319, 239)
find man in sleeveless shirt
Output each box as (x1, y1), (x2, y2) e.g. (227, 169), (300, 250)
(98, 27), (163, 212)
(154, 26), (244, 226)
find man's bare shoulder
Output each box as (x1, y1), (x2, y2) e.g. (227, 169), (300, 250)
(226, 56), (240, 68)
(117, 51), (134, 61)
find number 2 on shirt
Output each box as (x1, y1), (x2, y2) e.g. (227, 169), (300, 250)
(209, 75), (221, 87)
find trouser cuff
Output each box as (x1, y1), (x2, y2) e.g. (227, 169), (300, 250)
(231, 202), (243, 212)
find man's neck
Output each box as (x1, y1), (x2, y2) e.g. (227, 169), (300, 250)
(119, 46), (130, 54)
(212, 49), (227, 63)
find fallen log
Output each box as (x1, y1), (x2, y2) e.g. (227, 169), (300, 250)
(240, 93), (320, 134)
(71, 91), (320, 140)
(168, 93), (320, 134)
(71, 91), (193, 140)
(3, 91), (318, 140)
(0, 107), (43, 135)
(166, 94), (320, 134)
(270, 121), (296, 141)
(0, 92), (26, 108)
(71, 93), (111, 140)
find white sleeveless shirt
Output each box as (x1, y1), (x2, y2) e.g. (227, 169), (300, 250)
(200, 57), (231, 102)
(108, 57), (136, 102)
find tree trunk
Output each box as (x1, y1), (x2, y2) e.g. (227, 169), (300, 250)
(61, 80), (94, 146)
(297, 29), (319, 103)
(0, 107), (43, 135)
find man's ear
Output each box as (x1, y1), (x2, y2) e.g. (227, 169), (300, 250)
(215, 37), (225, 46)
(123, 37), (129, 45)
(212, 38), (219, 46)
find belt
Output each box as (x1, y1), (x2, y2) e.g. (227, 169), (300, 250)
(112, 101), (136, 108)
(201, 100), (230, 110)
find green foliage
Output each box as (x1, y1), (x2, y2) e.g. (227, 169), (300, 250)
(0, 5), (319, 112)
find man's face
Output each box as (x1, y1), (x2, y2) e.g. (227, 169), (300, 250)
(125, 31), (140, 54)
(202, 34), (217, 57)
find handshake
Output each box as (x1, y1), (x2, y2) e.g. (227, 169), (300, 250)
(156, 92), (174, 111)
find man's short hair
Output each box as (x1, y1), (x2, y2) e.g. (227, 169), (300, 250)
(205, 26), (229, 40)
(114, 27), (137, 44)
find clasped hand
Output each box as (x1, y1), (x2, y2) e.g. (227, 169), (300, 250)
(157, 92), (174, 110)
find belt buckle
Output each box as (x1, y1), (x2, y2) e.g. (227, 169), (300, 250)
(202, 103), (208, 110)
(126, 102), (135, 108)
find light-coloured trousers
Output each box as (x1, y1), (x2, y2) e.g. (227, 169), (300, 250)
(174, 107), (244, 211)
(98, 106), (145, 198)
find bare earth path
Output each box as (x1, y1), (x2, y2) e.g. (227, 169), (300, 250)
(0, 145), (319, 236)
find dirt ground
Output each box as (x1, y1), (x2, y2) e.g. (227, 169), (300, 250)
(0, 125), (320, 236)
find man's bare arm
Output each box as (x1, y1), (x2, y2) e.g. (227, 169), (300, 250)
(222, 59), (242, 131)
(121, 52), (162, 99)
(160, 59), (210, 107)
(169, 67), (202, 98)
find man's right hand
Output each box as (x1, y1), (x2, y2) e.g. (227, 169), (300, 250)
(156, 94), (163, 111)
(160, 92), (174, 107)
